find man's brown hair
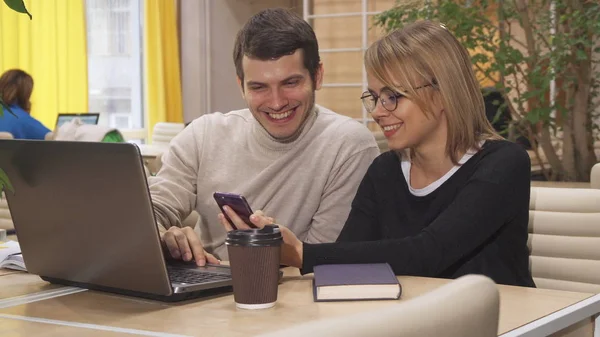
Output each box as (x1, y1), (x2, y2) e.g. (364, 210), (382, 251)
(233, 8), (320, 88)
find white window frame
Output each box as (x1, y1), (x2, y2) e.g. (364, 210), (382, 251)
(303, 0), (382, 126)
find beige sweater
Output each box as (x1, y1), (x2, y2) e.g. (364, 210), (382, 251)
(149, 105), (379, 259)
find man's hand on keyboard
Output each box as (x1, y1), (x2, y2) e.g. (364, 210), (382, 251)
(160, 226), (220, 266)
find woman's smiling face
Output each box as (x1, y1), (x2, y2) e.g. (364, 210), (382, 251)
(366, 72), (444, 151)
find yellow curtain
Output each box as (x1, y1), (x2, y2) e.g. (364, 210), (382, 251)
(144, 0), (183, 142)
(0, 0), (88, 129)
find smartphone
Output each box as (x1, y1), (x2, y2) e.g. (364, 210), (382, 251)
(213, 192), (256, 229)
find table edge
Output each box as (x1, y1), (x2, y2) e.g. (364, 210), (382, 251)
(499, 293), (600, 337)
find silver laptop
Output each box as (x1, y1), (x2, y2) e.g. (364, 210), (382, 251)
(55, 113), (100, 128)
(0, 139), (233, 302)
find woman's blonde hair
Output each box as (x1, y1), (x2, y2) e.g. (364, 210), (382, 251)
(365, 20), (500, 164)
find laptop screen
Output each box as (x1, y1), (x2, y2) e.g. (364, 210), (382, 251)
(56, 113), (100, 128)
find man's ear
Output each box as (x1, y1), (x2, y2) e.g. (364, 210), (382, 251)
(314, 62), (324, 91)
(237, 77), (245, 98)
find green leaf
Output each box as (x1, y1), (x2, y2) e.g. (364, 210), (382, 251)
(0, 168), (14, 196)
(3, 0), (32, 19)
(575, 49), (589, 61)
(525, 110), (540, 124)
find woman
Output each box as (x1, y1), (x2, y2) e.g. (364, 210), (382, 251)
(220, 20), (535, 287)
(0, 69), (51, 140)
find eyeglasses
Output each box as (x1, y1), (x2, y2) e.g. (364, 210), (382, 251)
(360, 83), (435, 113)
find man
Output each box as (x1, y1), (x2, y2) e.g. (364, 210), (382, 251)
(150, 8), (379, 265)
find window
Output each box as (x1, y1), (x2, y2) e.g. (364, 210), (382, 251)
(304, 0), (395, 132)
(85, 0), (144, 138)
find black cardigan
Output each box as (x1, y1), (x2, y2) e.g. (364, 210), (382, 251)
(302, 140), (535, 287)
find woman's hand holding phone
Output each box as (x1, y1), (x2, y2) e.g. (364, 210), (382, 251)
(217, 207), (274, 231)
(218, 208), (304, 268)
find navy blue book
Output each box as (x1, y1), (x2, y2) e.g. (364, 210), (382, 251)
(313, 263), (402, 302)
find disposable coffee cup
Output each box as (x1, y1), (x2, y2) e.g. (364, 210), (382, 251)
(226, 225), (283, 309)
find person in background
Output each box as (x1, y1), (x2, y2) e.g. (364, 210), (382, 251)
(52, 118), (125, 143)
(151, 8), (379, 265)
(0, 69), (51, 140)
(224, 20), (535, 287)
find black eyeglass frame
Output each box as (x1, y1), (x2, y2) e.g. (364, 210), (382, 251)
(360, 82), (436, 113)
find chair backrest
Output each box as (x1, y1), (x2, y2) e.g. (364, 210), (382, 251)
(591, 163), (600, 189)
(529, 187), (600, 293)
(145, 152), (163, 176)
(151, 122), (184, 146)
(0, 193), (14, 230)
(257, 275), (499, 337)
(0, 132), (14, 139)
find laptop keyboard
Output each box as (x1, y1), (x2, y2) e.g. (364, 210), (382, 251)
(167, 266), (231, 284)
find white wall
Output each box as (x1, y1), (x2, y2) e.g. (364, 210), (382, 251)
(180, 0), (301, 122)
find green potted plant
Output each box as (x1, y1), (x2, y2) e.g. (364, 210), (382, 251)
(375, 0), (600, 181)
(0, 0), (32, 196)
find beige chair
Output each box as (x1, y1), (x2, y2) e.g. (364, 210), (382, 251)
(0, 193), (14, 230)
(528, 187), (600, 293)
(0, 132), (14, 139)
(591, 163), (600, 189)
(151, 122), (185, 146)
(257, 274), (499, 337)
(529, 188), (598, 337)
(145, 151), (164, 176)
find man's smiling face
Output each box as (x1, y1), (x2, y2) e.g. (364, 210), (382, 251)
(239, 49), (323, 139)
